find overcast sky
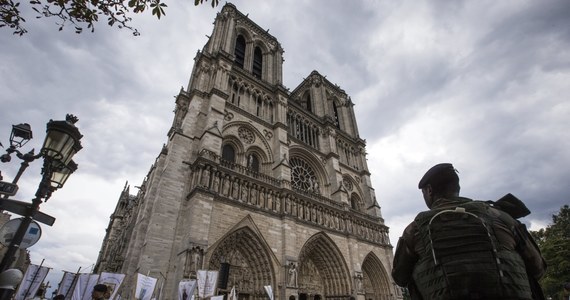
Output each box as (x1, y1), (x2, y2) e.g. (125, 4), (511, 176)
(1, 0), (569, 296)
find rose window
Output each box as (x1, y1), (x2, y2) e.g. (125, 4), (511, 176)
(238, 126), (255, 144)
(343, 176), (353, 191)
(290, 157), (319, 193)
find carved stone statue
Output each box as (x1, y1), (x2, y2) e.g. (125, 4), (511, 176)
(356, 274), (364, 293)
(212, 172), (220, 193)
(250, 186), (258, 205)
(288, 262), (298, 287)
(232, 179), (239, 199)
(241, 182), (249, 202)
(201, 166), (210, 187)
(222, 175), (230, 196)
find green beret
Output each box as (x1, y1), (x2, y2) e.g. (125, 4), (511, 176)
(418, 163), (458, 189)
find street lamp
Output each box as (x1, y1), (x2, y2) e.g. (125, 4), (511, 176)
(41, 115), (83, 166)
(0, 114), (83, 274)
(8, 124), (33, 149)
(1, 124), (39, 198)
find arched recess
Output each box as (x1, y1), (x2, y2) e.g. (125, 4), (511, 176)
(222, 122), (274, 164)
(234, 34), (246, 69)
(297, 232), (351, 298)
(223, 144), (237, 163)
(245, 145), (268, 173)
(252, 46), (263, 79)
(288, 146), (328, 195)
(251, 41), (268, 80)
(221, 136), (245, 165)
(327, 94), (343, 130)
(302, 90), (312, 113)
(252, 39), (269, 55)
(350, 193), (363, 212)
(233, 27), (252, 69)
(361, 252), (392, 300)
(207, 220), (276, 299)
(234, 26), (253, 43)
(342, 175), (366, 206)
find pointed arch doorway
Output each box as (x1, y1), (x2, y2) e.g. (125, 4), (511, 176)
(208, 226), (276, 300)
(297, 233), (351, 300)
(361, 253), (392, 300)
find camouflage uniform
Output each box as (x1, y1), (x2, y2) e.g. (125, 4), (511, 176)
(392, 196), (546, 300)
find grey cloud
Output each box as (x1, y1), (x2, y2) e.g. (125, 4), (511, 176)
(1, 1), (568, 294)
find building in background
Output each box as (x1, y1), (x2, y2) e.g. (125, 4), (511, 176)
(94, 3), (398, 300)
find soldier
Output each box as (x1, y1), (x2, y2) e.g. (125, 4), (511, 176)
(392, 163), (546, 300)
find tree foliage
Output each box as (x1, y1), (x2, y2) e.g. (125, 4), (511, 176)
(0, 0), (218, 35)
(530, 205), (570, 299)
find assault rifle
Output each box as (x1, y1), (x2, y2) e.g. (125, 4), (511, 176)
(486, 193), (545, 300)
(486, 193), (531, 219)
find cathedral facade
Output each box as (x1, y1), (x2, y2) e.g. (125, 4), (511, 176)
(95, 3), (398, 300)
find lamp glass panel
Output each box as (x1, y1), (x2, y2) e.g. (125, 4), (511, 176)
(49, 160), (77, 189)
(50, 170), (68, 189)
(49, 163), (70, 188)
(42, 130), (76, 163)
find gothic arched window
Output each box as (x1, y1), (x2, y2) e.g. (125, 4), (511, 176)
(256, 98), (262, 117)
(332, 101), (341, 129)
(350, 193), (362, 211)
(231, 83), (239, 104)
(234, 35), (246, 69)
(253, 46), (263, 79)
(304, 92), (312, 113)
(247, 153), (260, 172)
(290, 157), (319, 193)
(222, 144), (236, 163)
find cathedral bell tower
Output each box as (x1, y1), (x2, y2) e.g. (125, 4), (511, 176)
(95, 3), (398, 300)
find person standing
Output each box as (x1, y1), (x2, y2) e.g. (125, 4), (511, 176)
(91, 284), (107, 300)
(392, 163), (546, 299)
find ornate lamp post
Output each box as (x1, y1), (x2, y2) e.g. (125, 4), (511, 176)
(0, 114), (83, 273)
(0, 123), (35, 196)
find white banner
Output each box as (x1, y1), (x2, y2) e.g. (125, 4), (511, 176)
(196, 270), (218, 298)
(229, 286), (237, 300)
(178, 279), (196, 300)
(155, 278), (164, 300)
(71, 273), (89, 300)
(84, 274), (100, 300)
(211, 296), (224, 300)
(56, 271), (77, 299)
(14, 264), (50, 300)
(134, 273), (157, 300)
(70, 273), (99, 300)
(98, 272), (126, 300)
(264, 285), (273, 300)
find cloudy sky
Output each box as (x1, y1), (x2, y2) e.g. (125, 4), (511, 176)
(1, 0), (569, 296)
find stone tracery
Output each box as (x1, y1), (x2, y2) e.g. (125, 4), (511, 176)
(290, 156), (320, 194)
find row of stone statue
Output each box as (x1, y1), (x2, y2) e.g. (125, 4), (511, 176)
(197, 164), (390, 246)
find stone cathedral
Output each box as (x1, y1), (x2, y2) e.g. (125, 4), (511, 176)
(94, 3), (398, 300)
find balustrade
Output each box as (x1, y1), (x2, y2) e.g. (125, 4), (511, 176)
(195, 151), (390, 246)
